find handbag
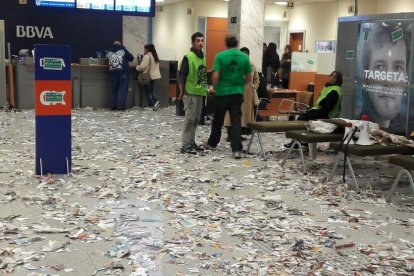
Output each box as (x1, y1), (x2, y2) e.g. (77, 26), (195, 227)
(138, 54), (152, 85)
(138, 72), (151, 85)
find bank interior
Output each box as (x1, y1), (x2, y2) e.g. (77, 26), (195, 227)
(1, 0), (414, 275)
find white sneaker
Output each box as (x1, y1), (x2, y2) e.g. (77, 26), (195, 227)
(153, 101), (161, 111)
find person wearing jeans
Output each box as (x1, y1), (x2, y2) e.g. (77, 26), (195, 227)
(107, 41), (134, 110)
(137, 44), (161, 111)
(110, 72), (129, 110)
(143, 80), (157, 108)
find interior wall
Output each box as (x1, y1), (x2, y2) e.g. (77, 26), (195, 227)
(153, 1), (195, 61)
(264, 26), (280, 47)
(123, 16), (148, 61)
(194, 0), (228, 20)
(287, 1), (340, 53)
(356, 0), (378, 15)
(376, 0), (414, 13)
(264, 5), (286, 21)
(151, 0), (414, 63)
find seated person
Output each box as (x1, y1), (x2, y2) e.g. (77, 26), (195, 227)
(284, 70), (343, 148)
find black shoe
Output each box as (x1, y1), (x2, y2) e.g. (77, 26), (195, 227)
(180, 145), (197, 154)
(110, 106), (118, 111)
(242, 128), (252, 135)
(118, 107), (126, 111)
(190, 143), (204, 151)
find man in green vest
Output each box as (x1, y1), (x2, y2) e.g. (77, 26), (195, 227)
(204, 33), (253, 159)
(178, 32), (208, 154)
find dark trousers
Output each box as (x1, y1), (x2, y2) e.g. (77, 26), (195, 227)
(282, 78), (289, 89)
(143, 80), (158, 107)
(111, 72), (129, 109)
(297, 108), (329, 121)
(208, 94), (244, 152)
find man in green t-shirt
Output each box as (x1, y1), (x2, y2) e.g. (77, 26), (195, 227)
(204, 33), (252, 159)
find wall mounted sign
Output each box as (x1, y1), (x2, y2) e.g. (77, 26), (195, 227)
(346, 50), (354, 60)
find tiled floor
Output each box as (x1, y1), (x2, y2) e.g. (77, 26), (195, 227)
(0, 107), (413, 275)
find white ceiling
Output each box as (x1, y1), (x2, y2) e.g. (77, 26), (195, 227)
(155, 0), (334, 6)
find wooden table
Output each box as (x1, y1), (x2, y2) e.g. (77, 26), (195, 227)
(259, 88), (299, 118)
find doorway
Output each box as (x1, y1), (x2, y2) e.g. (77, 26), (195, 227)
(264, 20), (288, 55)
(205, 17), (228, 70)
(289, 31), (305, 52)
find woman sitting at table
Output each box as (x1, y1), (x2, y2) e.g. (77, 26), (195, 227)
(284, 70), (343, 147)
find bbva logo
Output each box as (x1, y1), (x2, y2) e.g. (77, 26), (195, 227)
(16, 25), (54, 39)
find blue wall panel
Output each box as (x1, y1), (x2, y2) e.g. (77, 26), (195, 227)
(0, 0), (122, 61)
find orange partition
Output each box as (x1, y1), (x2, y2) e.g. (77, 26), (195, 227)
(314, 74), (330, 104)
(289, 72), (316, 91)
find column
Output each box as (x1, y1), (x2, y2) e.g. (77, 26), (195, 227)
(228, 0), (265, 71)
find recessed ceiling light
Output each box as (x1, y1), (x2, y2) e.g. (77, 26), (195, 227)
(156, 0), (164, 3)
(275, 1), (287, 5)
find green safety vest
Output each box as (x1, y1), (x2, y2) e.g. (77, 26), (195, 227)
(185, 52), (207, 96)
(314, 85), (342, 118)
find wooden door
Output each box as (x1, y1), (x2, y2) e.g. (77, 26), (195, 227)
(206, 17), (228, 70)
(289, 32), (304, 52)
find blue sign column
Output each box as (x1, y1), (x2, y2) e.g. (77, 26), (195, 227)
(35, 44), (72, 175)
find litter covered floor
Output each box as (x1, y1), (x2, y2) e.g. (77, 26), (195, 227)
(0, 107), (414, 275)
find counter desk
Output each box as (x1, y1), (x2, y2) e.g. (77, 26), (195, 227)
(14, 59), (170, 109)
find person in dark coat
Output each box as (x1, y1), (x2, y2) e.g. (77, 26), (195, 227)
(107, 41), (134, 110)
(262, 42), (280, 85)
(279, 45), (292, 89)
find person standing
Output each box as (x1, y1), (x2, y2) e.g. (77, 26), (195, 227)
(178, 32), (208, 154)
(262, 42), (280, 86)
(137, 44), (162, 111)
(204, 33), (252, 159)
(107, 41), (134, 111)
(224, 47), (260, 140)
(279, 45), (292, 89)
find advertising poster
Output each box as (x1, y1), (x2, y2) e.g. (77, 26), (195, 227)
(354, 20), (413, 135)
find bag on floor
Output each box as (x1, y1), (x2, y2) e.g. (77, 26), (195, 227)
(176, 98), (185, 116)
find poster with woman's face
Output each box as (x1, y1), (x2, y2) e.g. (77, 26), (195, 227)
(354, 20), (413, 135)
